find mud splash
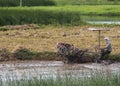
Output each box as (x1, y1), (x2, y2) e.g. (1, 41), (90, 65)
(0, 61), (120, 80)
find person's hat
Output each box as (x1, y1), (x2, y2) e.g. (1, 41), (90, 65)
(104, 37), (110, 40)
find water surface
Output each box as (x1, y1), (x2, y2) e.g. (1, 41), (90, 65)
(0, 61), (120, 80)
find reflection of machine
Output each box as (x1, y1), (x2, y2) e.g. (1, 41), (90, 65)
(57, 28), (111, 63)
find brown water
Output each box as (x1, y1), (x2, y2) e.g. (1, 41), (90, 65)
(0, 61), (120, 80)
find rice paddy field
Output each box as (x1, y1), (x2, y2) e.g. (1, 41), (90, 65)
(0, 1), (120, 85)
(0, 25), (119, 61)
(0, 5), (120, 25)
(54, 0), (120, 5)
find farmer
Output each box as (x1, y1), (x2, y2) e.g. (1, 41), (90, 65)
(99, 37), (112, 60)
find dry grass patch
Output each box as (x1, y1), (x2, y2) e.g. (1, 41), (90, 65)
(0, 25), (119, 60)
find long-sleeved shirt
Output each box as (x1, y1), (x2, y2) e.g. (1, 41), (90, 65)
(106, 43), (112, 52)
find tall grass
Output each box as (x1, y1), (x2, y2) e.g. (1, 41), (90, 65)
(0, 5), (120, 26)
(0, 73), (120, 86)
(0, 7), (82, 26)
(54, 0), (120, 5)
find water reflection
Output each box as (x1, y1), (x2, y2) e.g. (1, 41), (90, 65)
(82, 16), (120, 25)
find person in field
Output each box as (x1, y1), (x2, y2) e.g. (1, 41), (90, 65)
(100, 37), (112, 60)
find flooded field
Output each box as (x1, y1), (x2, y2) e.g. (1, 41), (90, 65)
(0, 61), (120, 80)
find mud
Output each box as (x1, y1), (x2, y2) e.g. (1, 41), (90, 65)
(0, 61), (120, 80)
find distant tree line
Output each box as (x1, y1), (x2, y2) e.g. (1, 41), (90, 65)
(0, 0), (55, 7)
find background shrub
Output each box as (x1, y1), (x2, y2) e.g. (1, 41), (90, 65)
(0, 0), (55, 7)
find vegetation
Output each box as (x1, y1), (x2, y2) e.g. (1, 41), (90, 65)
(0, 6), (83, 26)
(1, 0), (120, 7)
(13, 47), (58, 60)
(0, 0), (55, 7)
(0, 25), (119, 61)
(0, 72), (120, 86)
(0, 5), (120, 25)
(54, 0), (120, 5)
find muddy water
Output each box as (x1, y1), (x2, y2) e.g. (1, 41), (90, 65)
(0, 61), (120, 80)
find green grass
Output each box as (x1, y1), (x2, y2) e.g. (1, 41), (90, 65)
(0, 0), (55, 7)
(0, 5), (120, 26)
(54, 0), (120, 5)
(1, 0), (120, 7)
(0, 6), (83, 26)
(0, 72), (120, 86)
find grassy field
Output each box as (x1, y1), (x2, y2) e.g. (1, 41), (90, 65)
(0, 72), (120, 86)
(0, 25), (119, 61)
(0, 0), (120, 7)
(1, 5), (120, 15)
(0, 5), (120, 25)
(54, 0), (120, 5)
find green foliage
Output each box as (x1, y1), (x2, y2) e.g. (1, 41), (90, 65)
(13, 48), (37, 60)
(0, 0), (19, 7)
(1, 5), (120, 26)
(0, 7), (82, 26)
(22, 0), (55, 6)
(1, 0), (120, 6)
(0, 0), (55, 7)
(54, 0), (120, 5)
(12, 46), (57, 60)
(109, 54), (120, 61)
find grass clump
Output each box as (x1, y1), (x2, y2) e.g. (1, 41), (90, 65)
(13, 48), (37, 60)
(109, 54), (120, 61)
(13, 50), (58, 61)
(12, 45), (37, 60)
(11, 45), (58, 60)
